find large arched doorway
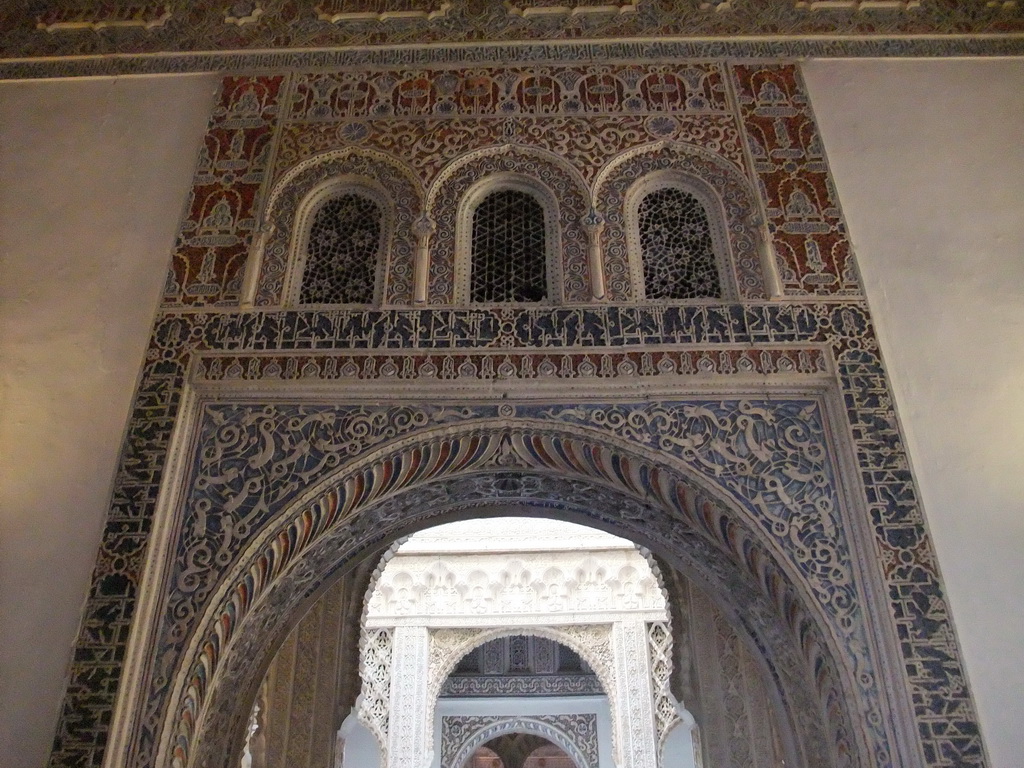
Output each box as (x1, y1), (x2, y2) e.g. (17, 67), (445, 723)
(131, 411), (893, 768)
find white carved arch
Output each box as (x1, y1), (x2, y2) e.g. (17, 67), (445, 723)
(623, 169), (736, 302)
(280, 175), (393, 307)
(427, 626), (618, 763)
(427, 626), (615, 707)
(448, 716), (591, 768)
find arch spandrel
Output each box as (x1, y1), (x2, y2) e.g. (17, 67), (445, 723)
(144, 404), (894, 768)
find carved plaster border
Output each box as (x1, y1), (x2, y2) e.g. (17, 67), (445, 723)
(3, 40), (1024, 81)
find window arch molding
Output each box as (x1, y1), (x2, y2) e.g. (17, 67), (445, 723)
(446, 715), (594, 768)
(424, 145), (592, 305)
(248, 147), (423, 307)
(593, 142), (772, 301)
(623, 170), (734, 302)
(454, 172), (562, 306)
(282, 175), (392, 307)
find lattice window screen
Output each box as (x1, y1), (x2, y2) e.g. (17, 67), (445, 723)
(470, 189), (547, 303)
(299, 193), (380, 305)
(637, 187), (721, 299)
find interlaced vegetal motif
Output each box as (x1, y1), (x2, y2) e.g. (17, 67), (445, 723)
(545, 400), (857, 631)
(442, 714), (599, 768)
(595, 143), (764, 300)
(171, 404), (476, 627)
(275, 115), (745, 191)
(299, 193), (380, 305)
(612, 621), (659, 768)
(256, 149), (422, 305)
(387, 627), (431, 768)
(163, 76), (283, 307)
(441, 674), (603, 698)
(648, 622), (680, 749)
(425, 146), (588, 303)
(427, 625), (618, 711)
(286, 64), (728, 123)
(638, 187), (721, 300)
(357, 627), (393, 761)
(731, 64), (860, 296)
(471, 189), (547, 303)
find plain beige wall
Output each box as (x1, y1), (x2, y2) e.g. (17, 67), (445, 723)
(803, 58), (1024, 768)
(0, 74), (218, 767)
(1, 60), (1022, 767)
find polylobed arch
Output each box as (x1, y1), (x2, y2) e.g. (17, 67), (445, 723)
(592, 141), (774, 301)
(246, 147), (424, 306)
(427, 627), (615, 763)
(158, 420), (872, 768)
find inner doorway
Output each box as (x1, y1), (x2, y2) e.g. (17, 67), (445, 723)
(241, 515), (791, 768)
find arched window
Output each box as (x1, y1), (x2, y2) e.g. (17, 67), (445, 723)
(635, 185), (722, 300)
(470, 188), (548, 303)
(297, 192), (382, 305)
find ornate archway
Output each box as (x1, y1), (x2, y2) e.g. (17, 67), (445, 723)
(137, 406), (889, 768)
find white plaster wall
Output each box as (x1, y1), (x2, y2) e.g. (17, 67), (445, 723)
(339, 712), (382, 768)
(0, 74), (218, 767)
(802, 59), (1024, 768)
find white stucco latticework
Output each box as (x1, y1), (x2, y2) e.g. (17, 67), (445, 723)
(385, 626), (431, 768)
(612, 621), (659, 768)
(353, 518), (696, 768)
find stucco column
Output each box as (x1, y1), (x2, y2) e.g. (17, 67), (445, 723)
(386, 626), (431, 768)
(611, 621), (659, 768)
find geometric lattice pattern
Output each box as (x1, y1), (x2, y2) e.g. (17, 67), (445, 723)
(299, 193), (380, 305)
(647, 621), (680, 748)
(357, 627), (393, 759)
(471, 189), (547, 303)
(638, 187), (720, 299)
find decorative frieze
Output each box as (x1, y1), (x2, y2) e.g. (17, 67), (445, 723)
(35, 3), (172, 33)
